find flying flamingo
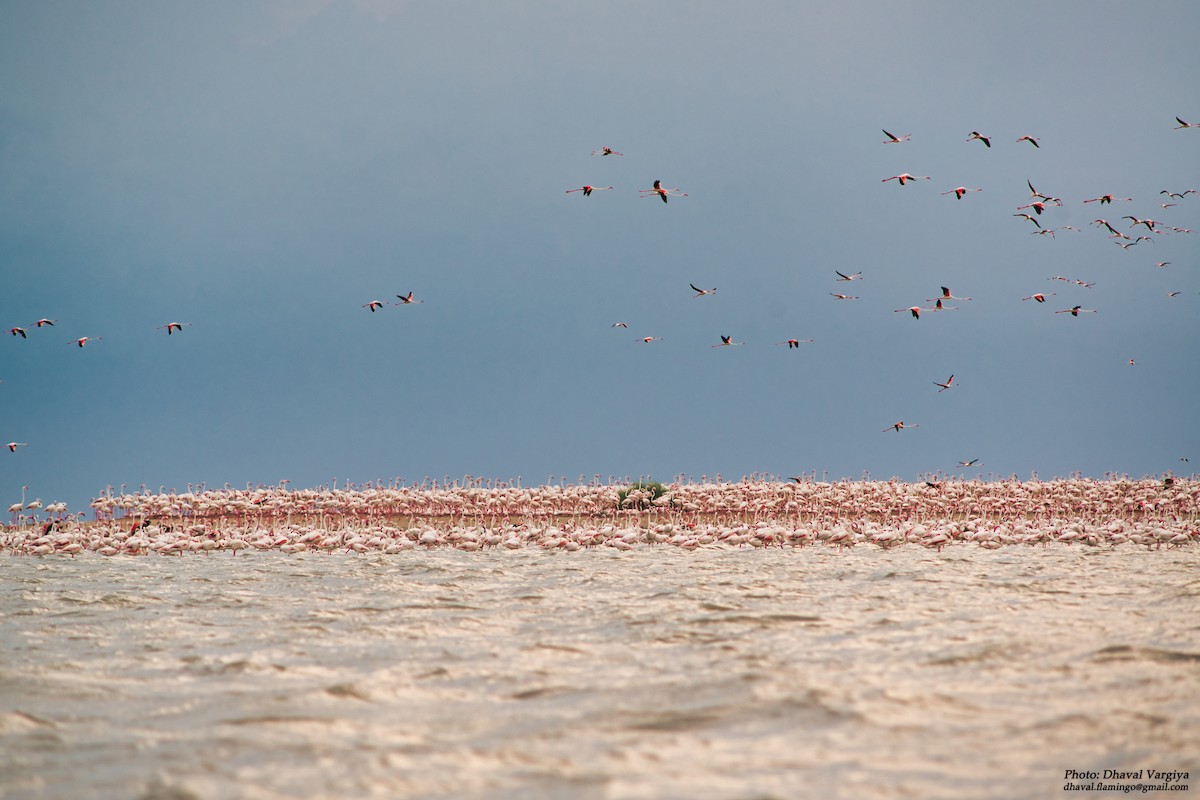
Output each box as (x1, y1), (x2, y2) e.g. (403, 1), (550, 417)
(966, 131), (992, 147)
(640, 180), (687, 203)
(1166, 291), (1182, 297)
(895, 306), (925, 319)
(1161, 189), (1196, 199)
(835, 271), (862, 281)
(1084, 194), (1132, 205)
(34, 319), (55, 328)
(1016, 201), (1049, 215)
(1013, 213), (1042, 228)
(6, 442), (29, 452)
(565, 185), (613, 197)
(1056, 306), (1096, 317)
(933, 375), (956, 392)
(1124, 216), (1160, 232)
(396, 292), (424, 305)
(830, 293), (859, 300)
(883, 421), (919, 432)
(9, 327), (26, 338)
(1174, 117), (1199, 129)
(362, 301), (386, 312)
(882, 129), (911, 143)
(942, 187), (982, 200)
(775, 339), (814, 348)
(1021, 292), (1055, 303)
(1155, 262), (1171, 268)
(591, 146), (624, 156)
(711, 335), (744, 348)
(638, 336), (662, 343)
(1016, 135), (1040, 147)
(882, 173), (930, 185)
(157, 322), (192, 334)
(690, 284), (717, 298)
(612, 322), (629, 328)
(930, 287), (972, 302)
(930, 299), (957, 311)
(1092, 219), (1123, 236)
(75, 336), (102, 347)
(957, 459), (982, 467)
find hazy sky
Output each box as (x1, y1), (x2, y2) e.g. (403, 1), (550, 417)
(2, 1), (1198, 516)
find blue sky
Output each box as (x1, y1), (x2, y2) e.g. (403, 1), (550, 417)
(2, 1), (1198, 515)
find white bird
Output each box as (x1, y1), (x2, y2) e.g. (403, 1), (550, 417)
(835, 271), (862, 281)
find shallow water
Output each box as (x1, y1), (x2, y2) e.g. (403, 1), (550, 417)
(2, 547), (1198, 799)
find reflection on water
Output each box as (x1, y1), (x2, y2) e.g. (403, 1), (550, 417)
(1, 548), (1198, 799)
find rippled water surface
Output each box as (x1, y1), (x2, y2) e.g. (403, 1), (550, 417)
(2, 548), (1199, 799)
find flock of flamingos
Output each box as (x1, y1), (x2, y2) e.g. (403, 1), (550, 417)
(4, 121), (1198, 556)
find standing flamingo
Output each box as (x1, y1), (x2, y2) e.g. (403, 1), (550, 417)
(640, 180), (687, 203)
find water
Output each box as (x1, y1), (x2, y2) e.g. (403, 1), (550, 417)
(2, 547), (1198, 799)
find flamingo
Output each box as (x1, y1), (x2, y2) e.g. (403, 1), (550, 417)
(1013, 213), (1042, 228)
(933, 375), (956, 392)
(591, 146), (624, 156)
(1166, 291), (1182, 297)
(882, 129), (911, 144)
(362, 301), (386, 312)
(638, 336), (662, 343)
(565, 185), (613, 197)
(775, 339), (814, 348)
(1115, 238), (1151, 249)
(1083, 194), (1132, 205)
(75, 336), (102, 347)
(942, 187), (982, 200)
(34, 319), (55, 328)
(611, 322), (629, 328)
(883, 421), (919, 432)
(1021, 292), (1055, 303)
(881, 173), (930, 185)
(25, 498), (42, 512)
(7, 486), (27, 524)
(640, 180), (687, 203)
(1056, 306), (1096, 317)
(1016, 135), (1040, 147)
(1092, 219), (1124, 237)
(830, 293), (859, 300)
(157, 322), (192, 334)
(1155, 262), (1171, 268)
(895, 306), (925, 319)
(930, 299), (957, 311)
(930, 287), (972, 302)
(10, 326), (27, 338)
(835, 271), (862, 281)
(396, 292), (424, 305)
(1124, 216), (1160, 232)
(1174, 117), (1199, 129)
(957, 459), (982, 467)
(711, 335), (744, 348)
(1027, 179), (1052, 200)
(966, 131), (992, 147)
(1016, 201), (1049, 215)
(690, 284), (717, 298)
(1161, 189), (1196, 199)
(6, 442), (29, 452)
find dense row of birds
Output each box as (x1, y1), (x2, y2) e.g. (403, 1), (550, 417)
(3, 477), (1195, 555)
(3, 120), (1195, 507)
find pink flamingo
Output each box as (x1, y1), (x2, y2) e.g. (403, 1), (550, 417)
(690, 284), (717, 298)
(942, 187), (982, 200)
(565, 185), (613, 197)
(6, 442), (29, 452)
(930, 287), (972, 302)
(75, 336), (102, 347)
(638, 336), (662, 344)
(362, 301), (385, 312)
(1056, 306), (1096, 317)
(1084, 194), (1132, 205)
(882, 173), (930, 185)
(966, 131), (992, 147)
(157, 322), (192, 334)
(396, 292), (424, 305)
(591, 147), (624, 156)
(883, 421), (919, 432)
(612, 322), (629, 328)
(957, 459), (981, 467)
(830, 293), (859, 300)
(1092, 219), (1124, 237)
(640, 180), (687, 203)
(882, 129), (911, 144)
(9, 327), (26, 339)
(933, 375), (956, 392)
(711, 335), (744, 348)
(1016, 135), (1040, 147)
(1174, 117), (1199, 129)
(895, 306), (925, 319)
(1021, 292), (1055, 303)
(34, 319), (55, 328)
(775, 339), (814, 348)
(835, 271), (862, 281)
(1014, 213), (1042, 228)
